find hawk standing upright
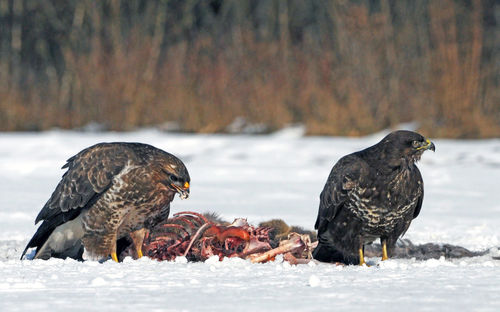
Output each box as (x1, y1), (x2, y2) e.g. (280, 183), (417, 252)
(313, 131), (435, 265)
(21, 142), (190, 262)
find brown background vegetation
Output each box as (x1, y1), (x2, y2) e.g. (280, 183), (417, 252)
(0, 0), (498, 137)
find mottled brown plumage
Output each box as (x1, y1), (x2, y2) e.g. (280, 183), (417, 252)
(21, 142), (190, 261)
(313, 131), (435, 265)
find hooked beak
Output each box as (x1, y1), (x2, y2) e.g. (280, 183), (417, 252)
(417, 139), (436, 152)
(171, 181), (190, 199)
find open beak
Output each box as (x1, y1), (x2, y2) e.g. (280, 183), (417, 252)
(171, 181), (190, 199)
(418, 139), (435, 152)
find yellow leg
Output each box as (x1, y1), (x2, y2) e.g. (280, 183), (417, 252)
(130, 229), (146, 259)
(359, 247), (366, 266)
(381, 240), (389, 261)
(110, 234), (119, 262)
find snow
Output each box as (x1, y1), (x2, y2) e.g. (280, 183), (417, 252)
(1, 129), (500, 311)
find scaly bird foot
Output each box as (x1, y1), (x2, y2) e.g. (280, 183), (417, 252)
(130, 229), (146, 260)
(381, 240), (389, 261)
(359, 247), (368, 266)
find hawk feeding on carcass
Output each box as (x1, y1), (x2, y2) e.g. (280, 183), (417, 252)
(21, 142), (190, 262)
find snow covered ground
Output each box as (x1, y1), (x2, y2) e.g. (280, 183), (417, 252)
(1, 129), (499, 311)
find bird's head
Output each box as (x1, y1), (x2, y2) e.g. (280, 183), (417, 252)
(160, 157), (190, 200)
(379, 130), (435, 166)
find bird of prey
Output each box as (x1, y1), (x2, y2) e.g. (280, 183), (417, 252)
(312, 130), (435, 265)
(21, 142), (190, 262)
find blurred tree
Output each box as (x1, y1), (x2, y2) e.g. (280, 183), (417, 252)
(0, 0), (498, 137)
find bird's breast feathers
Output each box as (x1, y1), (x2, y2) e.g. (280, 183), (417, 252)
(344, 169), (422, 230)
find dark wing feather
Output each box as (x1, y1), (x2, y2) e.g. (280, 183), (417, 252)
(412, 168), (424, 219)
(314, 155), (361, 232)
(35, 144), (127, 223)
(313, 155), (364, 263)
(21, 143), (130, 259)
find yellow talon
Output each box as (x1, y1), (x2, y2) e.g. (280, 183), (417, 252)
(359, 248), (366, 266)
(137, 249), (143, 259)
(382, 241), (389, 261)
(111, 252), (118, 262)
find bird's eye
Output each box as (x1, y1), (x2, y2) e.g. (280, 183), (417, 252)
(170, 174), (179, 182)
(412, 140), (420, 148)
